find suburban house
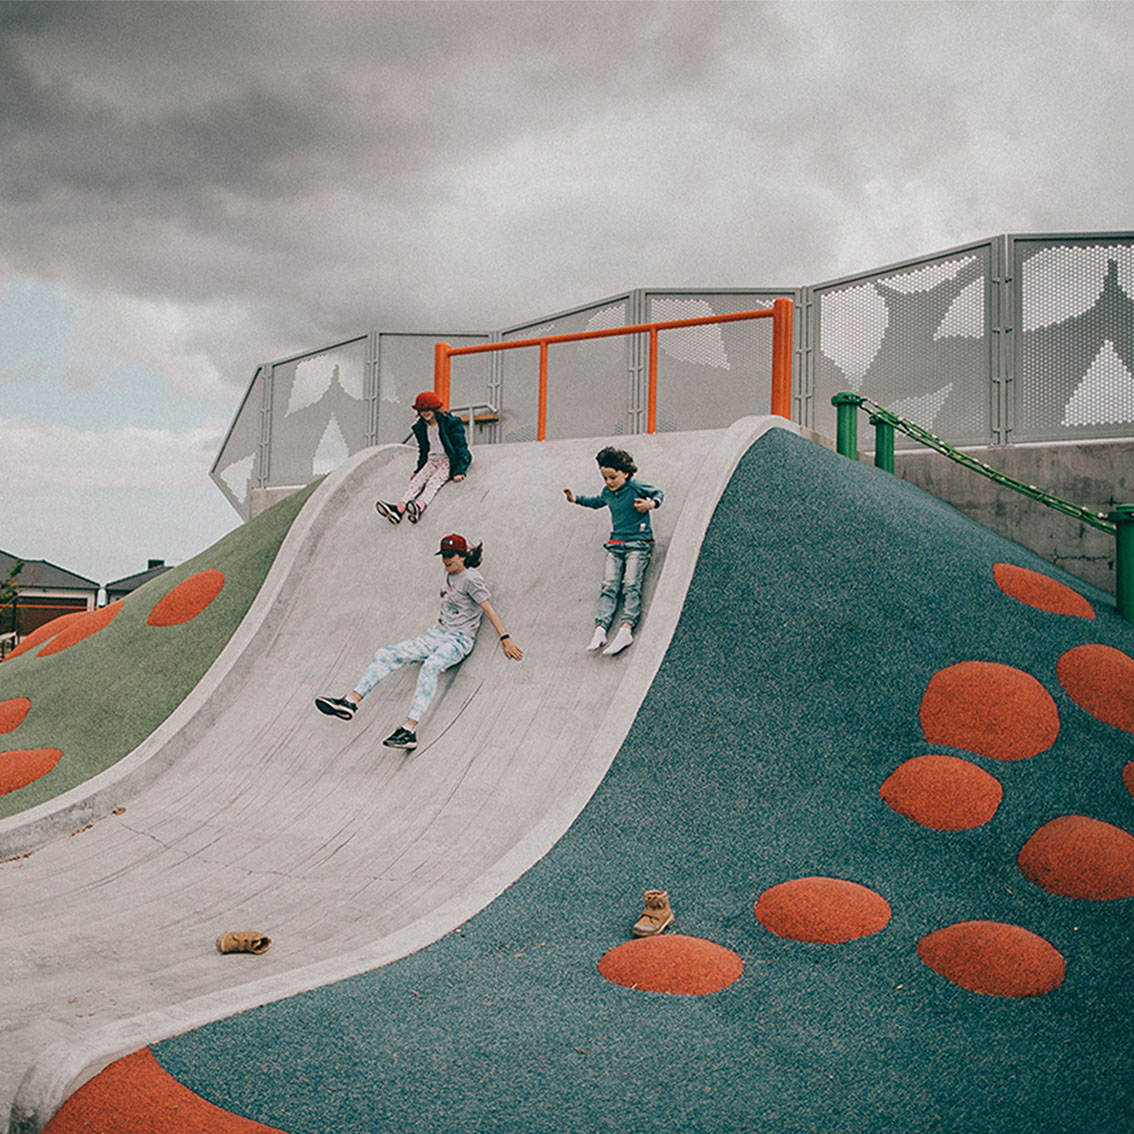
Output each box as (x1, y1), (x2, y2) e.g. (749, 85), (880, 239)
(0, 549), (100, 652)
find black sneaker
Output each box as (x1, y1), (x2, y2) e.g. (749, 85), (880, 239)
(375, 500), (401, 524)
(315, 695), (357, 720)
(383, 726), (418, 750)
(405, 500), (421, 524)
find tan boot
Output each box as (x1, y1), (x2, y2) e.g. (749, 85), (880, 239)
(632, 890), (674, 937)
(215, 931), (271, 955)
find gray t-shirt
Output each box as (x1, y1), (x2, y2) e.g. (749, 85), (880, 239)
(437, 566), (491, 637)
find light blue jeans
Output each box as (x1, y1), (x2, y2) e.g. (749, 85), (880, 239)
(595, 543), (653, 630)
(354, 625), (474, 723)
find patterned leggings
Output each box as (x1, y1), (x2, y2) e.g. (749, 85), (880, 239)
(406, 455), (450, 513)
(354, 625), (474, 723)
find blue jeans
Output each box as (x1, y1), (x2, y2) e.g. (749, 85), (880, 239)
(595, 543), (652, 630)
(354, 625), (474, 723)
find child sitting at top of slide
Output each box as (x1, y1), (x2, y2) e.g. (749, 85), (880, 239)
(563, 446), (663, 656)
(375, 391), (471, 524)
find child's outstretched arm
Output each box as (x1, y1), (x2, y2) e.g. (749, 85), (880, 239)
(479, 600), (523, 660)
(563, 488), (575, 503)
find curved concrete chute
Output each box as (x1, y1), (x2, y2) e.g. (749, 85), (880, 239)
(3, 417), (797, 1133)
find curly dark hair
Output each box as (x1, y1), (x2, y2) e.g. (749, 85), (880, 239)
(595, 446), (636, 476)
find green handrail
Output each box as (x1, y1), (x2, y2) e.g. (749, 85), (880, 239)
(831, 392), (1132, 621)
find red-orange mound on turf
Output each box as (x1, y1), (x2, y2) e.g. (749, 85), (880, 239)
(1017, 814), (1134, 900)
(920, 661), (1059, 761)
(993, 562), (1095, 619)
(1056, 643), (1134, 734)
(4, 611), (88, 661)
(754, 877), (891, 943)
(36, 603), (124, 658)
(598, 934), (743, 995)
(147, 568), (226, 627)
(0, 747), (62, 795)
(880, 754), (1003, 830)
(0, 696), (31, 735)
(917, 920), (1065, 997)
(1123, 763), (1134, 801)
(42, 1048), (288, 1134)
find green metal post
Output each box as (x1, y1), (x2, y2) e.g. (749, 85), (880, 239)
(831, 393), (863, 460)
(870, 414), (895, 473)
(1109, 505), (1134, 623)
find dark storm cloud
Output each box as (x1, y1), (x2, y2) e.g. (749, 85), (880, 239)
(0, 0), (1131, 394)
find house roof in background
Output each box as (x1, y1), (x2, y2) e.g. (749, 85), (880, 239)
(0, 549), (100, 591)
(105, 562), (172, 595)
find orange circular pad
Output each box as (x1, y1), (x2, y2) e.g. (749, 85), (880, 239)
(598, 934), (744, 995)
(0, 747), (62, 795)
(1056, 643), (1134, 734)
(993, 563), (1095, 619)
(920, 661), (1059, 760)
(36, 603), (124, 658)
(4, 611), (88, 660)
(917, 920), (1065, 997)
(0, 696), (31, 735)
(754, 877), (891, 943)
(147, 569), (226, 627)
(42, 1047), (288, 1133)
(881, 754), (1003, 830)
(1017, 814), (1134, 900)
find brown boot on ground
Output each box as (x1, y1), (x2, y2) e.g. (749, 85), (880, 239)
(215, 931), (271, 955)
(632, 890), (674, 937)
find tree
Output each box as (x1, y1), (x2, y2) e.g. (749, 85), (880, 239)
(1, 559), (24, 639)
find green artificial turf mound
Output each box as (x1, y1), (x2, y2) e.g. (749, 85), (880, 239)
(0, 484), (317, 819)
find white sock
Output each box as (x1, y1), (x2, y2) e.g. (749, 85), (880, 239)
(588, 626), (607, 651)
(603, 625), (634, 655)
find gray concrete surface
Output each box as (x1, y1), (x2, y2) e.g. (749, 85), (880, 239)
(890, 438), (1133, 594)
(2, 418), (796, 1133)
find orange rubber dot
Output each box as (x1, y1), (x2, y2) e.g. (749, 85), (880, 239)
(918, 920), (1065, 997)
(754, 877), (891, 943)
(147, 569), (226, 627)
(598, 934), (743, 995)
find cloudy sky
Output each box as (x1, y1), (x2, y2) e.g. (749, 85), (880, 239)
(1, 0), (1131, 586)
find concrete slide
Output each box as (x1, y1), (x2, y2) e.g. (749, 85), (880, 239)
(2, 417), (797, 1133)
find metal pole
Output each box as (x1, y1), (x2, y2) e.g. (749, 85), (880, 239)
(647, 326), (658, 434)
(831, 393), (863, 460)
(433, 342), (451, 408)
(771, 297), (793, 419)
(870, 414), (895, 473)
(537, 341), (549, 441)
(1109, 504), (1134, 622)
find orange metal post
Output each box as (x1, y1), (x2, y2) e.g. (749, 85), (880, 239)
(433, 342), (452, 408)
(647, 326), (659, 434)
(770, 298), (793, 419)
(537, 341), (549, 441)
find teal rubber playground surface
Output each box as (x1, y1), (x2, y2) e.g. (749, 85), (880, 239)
(17, 428), (1134, 1132)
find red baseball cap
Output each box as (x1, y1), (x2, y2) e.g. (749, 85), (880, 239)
(436, 533), (468, 556)
(413, 390), (443, 411)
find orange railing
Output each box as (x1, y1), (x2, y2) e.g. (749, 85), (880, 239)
(433, 297), (793, 440)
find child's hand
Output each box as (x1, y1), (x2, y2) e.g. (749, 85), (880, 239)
(633, 497), (655, 512)
(563, 488), (575, 503)
(452, 474), (465, 482)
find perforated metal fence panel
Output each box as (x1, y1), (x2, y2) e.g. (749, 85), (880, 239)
(377, 333), (490, 446)
(1010, 234), (1134, 441)
(810, 240), (998, 448)
(211, 366), (267, 517)
(265, 336), (371, 489)
(643, 290), (796, 433)
(498, 295), (634, 443)
(211, 232), (1134, 519)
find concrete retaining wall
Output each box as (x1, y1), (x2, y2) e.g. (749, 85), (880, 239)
(889, 439), (1134, 594)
